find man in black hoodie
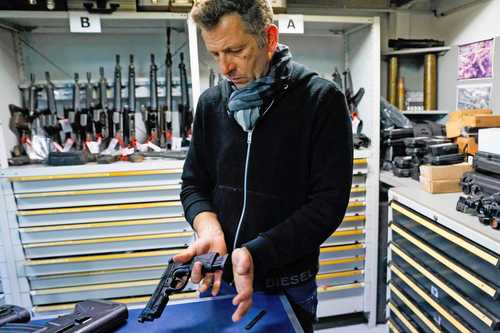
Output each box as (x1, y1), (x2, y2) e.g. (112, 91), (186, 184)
(173, 1), (353, 331)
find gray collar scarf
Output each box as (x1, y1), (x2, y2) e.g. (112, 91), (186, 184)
(227, 44), (292, 132)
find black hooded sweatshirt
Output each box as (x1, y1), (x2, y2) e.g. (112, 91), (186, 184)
(181, 60), (353, 289)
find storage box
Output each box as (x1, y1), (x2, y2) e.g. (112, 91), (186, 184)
(419, 162), (472, 181)
(456, 137), (478, 155)
(446, 109), (492, 138)
(462, 115), (500, 128)
(479, 128), (500, 155)
(420, 176), (462, 194)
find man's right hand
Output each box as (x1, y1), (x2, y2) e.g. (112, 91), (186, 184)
(173, 212), (227, 296)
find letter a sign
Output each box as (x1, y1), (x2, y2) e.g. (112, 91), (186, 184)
(69, 12), (102, 33)
(278, 15), (304, 34)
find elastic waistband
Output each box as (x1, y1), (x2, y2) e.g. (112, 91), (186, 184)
(256, 268), (316, 291)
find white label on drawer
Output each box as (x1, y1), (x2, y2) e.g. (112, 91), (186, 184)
(431, 285), (439, 298)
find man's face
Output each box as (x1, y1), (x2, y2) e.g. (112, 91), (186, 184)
(201, 13), (276, 89)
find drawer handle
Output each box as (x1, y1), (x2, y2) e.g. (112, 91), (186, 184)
(10, 169), (183, 182)
(317, 269), (364, 280)
(24, 232), (194, 248)
(320, 243), (365, 253)
(317, 282), (364, 293)
(25, 248), (183, 266)
(16, 184), (182, 199)
(320, 256), (365, 267)
(18, 201), (182, 216)
(20, 216), (186, 233)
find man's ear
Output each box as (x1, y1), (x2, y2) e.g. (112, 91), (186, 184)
(266, 24), (279, 59)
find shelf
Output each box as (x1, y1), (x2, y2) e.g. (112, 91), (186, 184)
(401, 110), (449, 116)
(383, 46), (451, 57)
(380, 171), (420, 189)
(0, 11), (188, 34)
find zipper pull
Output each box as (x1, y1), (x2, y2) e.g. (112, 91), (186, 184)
(247, 131), (253, 144)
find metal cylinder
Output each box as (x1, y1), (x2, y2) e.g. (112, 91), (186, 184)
(397, 77), (406, 111)
(424, 53), (437, 110)
(388, 56), (398, 106)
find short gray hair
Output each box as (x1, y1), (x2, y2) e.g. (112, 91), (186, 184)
(191, 0), (273, 48)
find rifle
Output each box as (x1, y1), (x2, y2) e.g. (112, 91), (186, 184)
(331, 67), (343, 92)
(111, 54), (123, 140)
(138, 252), (227, 323)
(78, 72), (96, 145)
(42, 71), (61, 143)
(162, 27), (173, 148)
(95, 66), (109, 140)
(147, 53), (159, 143)
(124, 54), (136, 145)
(70, 73), (85, 149)
(9, 74), (38, 154)
(178, 52), (193, 140)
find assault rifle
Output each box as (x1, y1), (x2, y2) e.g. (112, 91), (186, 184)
(95, 66), (109, 140)
(124, 54), (136, 145)
(146, 53), (159, 143)
(161, 27), (173, 148)
(178, 52), (193, 141)
(111, 54), (123, 140)
(43, 71), (60, 143)
(138, 252), (227, 323)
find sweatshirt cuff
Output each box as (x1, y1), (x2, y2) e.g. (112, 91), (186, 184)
(184, 200), (214, 226)
(243, 235), (279, 278)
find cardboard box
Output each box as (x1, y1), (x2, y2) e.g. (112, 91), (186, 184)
(420, 176), (462, 194)
(456, 137), (478, 155)
(463, 115), (500, 128)
(448, 109), (492, 120)
(446, 109), (493, 138)
(419, 162), (472, 181)
(479, 128), (500, 155)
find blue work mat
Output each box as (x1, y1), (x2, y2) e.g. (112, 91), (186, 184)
(120, 293), (302, 333)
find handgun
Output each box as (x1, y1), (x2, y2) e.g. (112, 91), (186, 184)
(138, 252), (227, 323)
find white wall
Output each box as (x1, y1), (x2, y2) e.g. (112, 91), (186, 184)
(399, 1), (500, 46)
(0, 30), (21, 153)
(432, 0), (500, 45)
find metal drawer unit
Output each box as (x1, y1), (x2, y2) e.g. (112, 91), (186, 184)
(317, 156), (372, 318)
(388, 193), (500, 333)
(0, 161), (200, 315)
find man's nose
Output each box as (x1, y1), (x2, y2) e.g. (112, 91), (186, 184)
(218, 55), (235, 76)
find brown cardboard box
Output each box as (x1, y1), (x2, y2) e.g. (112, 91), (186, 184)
(419, 162), (472, 181)
(462, 115), (500, 128)
(446, 109), (493, 138)
(456, 137), (478, 155)
(448, 109), (492, 120)
(420, 176), (462, 193)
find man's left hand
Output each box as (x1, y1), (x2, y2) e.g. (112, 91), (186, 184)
(231, 247), (254, 322)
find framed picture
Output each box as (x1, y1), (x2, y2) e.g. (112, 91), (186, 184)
(458, 38), (494, 80)
(456, 84), (492, 109)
